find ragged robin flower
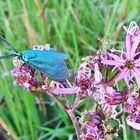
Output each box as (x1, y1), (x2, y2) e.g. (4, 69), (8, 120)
(102, 21), (140, 87)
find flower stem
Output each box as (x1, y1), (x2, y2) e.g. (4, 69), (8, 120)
(47, 92), (69, 110)
(65, 95), (72, 107)
(47, 92), (82, 140)
(122, 114), (128, 140)
(66, 109), (82, 140)
(115, 85), (127, 140)
(105, 70), (120, 86)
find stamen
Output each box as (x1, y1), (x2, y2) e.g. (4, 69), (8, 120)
(125, 60), (134, 69)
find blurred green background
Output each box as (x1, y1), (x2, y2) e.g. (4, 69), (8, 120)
(0, 0), (139, 140)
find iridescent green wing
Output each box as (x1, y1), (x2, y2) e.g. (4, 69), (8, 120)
(21, 50), (69, 82)
(28, 59), (68, 82)
(22, 50), (69, 61)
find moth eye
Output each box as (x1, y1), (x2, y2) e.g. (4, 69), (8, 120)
(22, 55), (28, 62)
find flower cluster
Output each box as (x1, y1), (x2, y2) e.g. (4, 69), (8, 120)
(10, 21), (140, 140)
(74, 54), (102, 96)
(124, 91), (140, 130)
(80, 105), (121, 140)
(76, 21), (140, 139)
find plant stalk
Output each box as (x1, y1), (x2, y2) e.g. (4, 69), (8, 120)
(47, 92), (82, 140)
(67, 109), (82, 140)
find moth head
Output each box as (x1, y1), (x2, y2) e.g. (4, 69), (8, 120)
(17, 52), (28, 62)
(22, 54), (28, 62)
(20, 50), (36, 62)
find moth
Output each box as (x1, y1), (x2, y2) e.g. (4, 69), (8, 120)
(0, 35), (69, 82)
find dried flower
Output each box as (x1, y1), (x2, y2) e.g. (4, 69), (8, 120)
(74, 55), (102, 96)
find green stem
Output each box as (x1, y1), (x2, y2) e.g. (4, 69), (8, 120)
(116, 84), (128, 140)
(104, 70), (120, 86)
(122, 114), (128, 140)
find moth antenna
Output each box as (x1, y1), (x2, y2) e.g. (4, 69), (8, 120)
(0, 54), (17, 59)
(0, 35), (18, 53)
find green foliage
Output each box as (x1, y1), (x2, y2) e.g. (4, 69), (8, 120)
(0, 0), (139, 139)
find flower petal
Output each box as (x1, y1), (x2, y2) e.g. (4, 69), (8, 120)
(11, 69), (17, 76)
(134, 59), (140, 66)
(131, 34), (140, 59)
(131, 68), (140, 88)
(134, 51), (140, 58)
(53, 86), (80, 95)
(115, 68), (128, 83)
(125, 34), (131, 59)
(94, 63), (102, 84)
(102, 60), (124, 66)
(132, 67), (140, 75)
(124, 70), (130, 86)
(107, 53), (125, 63)
(126, 117), (140, 130)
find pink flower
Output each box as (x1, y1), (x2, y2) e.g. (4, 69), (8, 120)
(74, 73), (94, 96)
(124, 92), (140, 130)
(80, 105), (121, 140)
(95, 86), (128, 105)
(80, 111), (104, 140)
(103, 87), (128, 105)
(102, 22), (140, 87)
